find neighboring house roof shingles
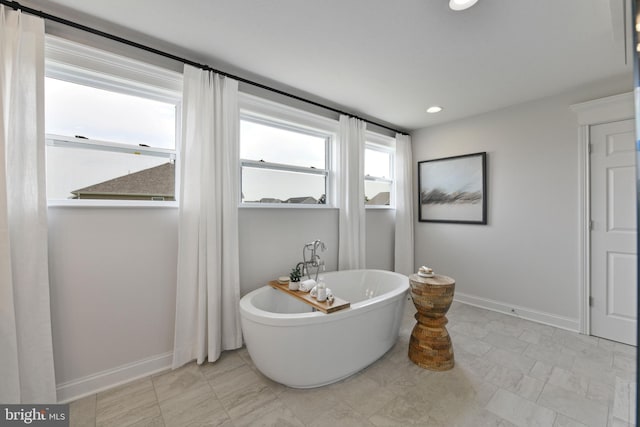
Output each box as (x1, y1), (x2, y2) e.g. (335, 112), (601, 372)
(71, 162), (175, 200)
(366, 191), (390, 205)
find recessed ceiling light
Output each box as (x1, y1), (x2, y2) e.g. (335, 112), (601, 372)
(449, 0), (479, 11)
(426, 106), (443, 114)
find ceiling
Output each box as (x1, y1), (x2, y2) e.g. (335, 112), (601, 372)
(22, 0), (632, 132)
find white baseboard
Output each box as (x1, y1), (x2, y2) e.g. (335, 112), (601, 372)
(56, 351), (173, 403)
(454, 292), (580, 332)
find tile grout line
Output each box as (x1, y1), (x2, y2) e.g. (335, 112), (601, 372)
(150, 373), (166, 427)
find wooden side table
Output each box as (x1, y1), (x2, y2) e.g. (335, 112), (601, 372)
(408, 274), (455, 371)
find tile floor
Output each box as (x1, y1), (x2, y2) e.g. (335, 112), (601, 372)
(69, 300), (637, 427)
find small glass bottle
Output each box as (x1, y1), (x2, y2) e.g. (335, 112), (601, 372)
(317, 280), (327, 302)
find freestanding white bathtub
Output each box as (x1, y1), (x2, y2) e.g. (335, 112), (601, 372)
(239, 269), (409, 388)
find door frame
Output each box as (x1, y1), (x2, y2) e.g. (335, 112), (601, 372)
(571, 92), (634, 335)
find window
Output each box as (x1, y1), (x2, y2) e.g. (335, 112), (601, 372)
(239, 95), (336, 206)
(44, 37), (182, 203)
(365, 134), (395, 207)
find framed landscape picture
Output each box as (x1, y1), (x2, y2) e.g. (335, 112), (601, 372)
(418, 152), (487, 224)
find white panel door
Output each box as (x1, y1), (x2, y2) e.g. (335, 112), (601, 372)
(590, 119), (637, 345)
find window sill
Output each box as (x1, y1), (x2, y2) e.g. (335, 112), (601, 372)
(47, 200), (393, 210)
(47, 199), (178, 208)
(365, 205), (395, 210)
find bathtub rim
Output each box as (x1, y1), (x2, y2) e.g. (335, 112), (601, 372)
(239, 269), (409, 327)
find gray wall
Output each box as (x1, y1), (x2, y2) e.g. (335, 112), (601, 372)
(238, 208), (395, 294)
(48, 206), (394, 399)
(411, 74), (631, 328)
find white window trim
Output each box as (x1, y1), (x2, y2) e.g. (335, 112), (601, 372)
(242, 159), (328, 178)
(48, 199), (179, 208)
(365, 131), (395, 209)
(45, 35), (182, 102)
(46, 134), (176, 159)
(239, 93), (338, 208)
(45, 36), (182, 207)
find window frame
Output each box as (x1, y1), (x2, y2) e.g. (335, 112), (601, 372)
(238, 93), (338, 208)
(365, 132), (396, 209)
(44, 36), (183, 207)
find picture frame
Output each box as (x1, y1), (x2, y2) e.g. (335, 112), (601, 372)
(418, 152), (487, 224)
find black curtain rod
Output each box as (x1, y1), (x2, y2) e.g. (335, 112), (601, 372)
(0, 0), (407, 136)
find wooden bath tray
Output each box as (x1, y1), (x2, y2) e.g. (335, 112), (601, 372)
(268, 280), (350, 314)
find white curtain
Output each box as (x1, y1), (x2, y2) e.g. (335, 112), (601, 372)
(338, 115), (366, 270)
(0, 6), (56, 403)
(394, 133), (414, 276)
(172, 65), (242, 368)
